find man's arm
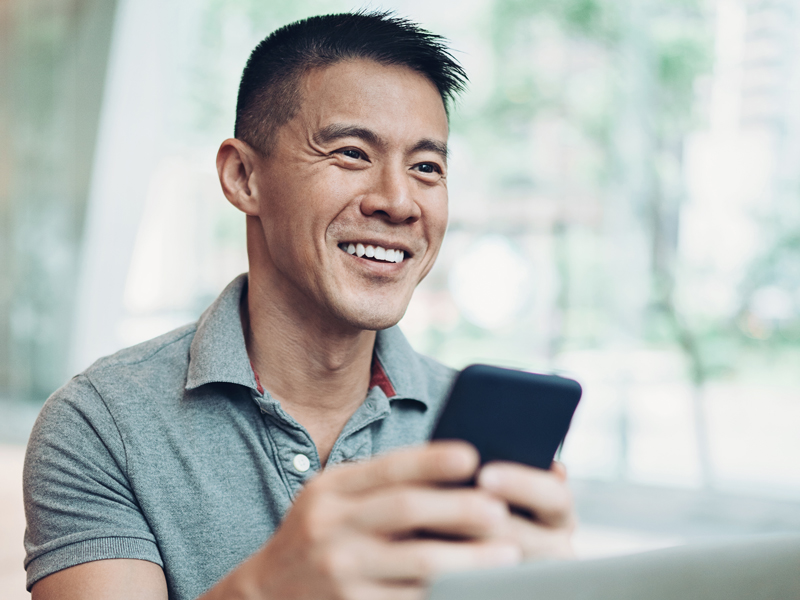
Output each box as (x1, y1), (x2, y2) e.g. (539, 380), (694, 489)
(30, 442), (574, 600)
(31, 559), (168, 600)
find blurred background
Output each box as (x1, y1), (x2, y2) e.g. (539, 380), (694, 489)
(2, 0), (800, 596)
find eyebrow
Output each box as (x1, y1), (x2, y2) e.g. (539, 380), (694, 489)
(410, 138), (449, 162)
(313, 124), (384, 149)
(313, 123), (448, 163)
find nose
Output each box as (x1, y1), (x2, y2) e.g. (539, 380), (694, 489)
(360, 164), (421, 224)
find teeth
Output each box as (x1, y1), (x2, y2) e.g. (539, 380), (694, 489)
(340, 243), (406, 263)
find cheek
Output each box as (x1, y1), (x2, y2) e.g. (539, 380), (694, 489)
(260, 184), (325, 240)
(426, 196), (449, 250)
(415, 198), (448, 281)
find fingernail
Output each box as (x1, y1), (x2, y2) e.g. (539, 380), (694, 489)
(478, 468), (502, 491)
(443, 443), (478, 472)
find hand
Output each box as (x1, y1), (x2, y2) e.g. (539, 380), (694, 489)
(210, 442), (522, 600)
(476, 461), (576, 560)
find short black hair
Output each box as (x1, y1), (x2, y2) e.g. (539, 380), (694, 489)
(234, 11), (468, 154)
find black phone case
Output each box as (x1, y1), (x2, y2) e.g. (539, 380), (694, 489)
(431, 364), (582, 470)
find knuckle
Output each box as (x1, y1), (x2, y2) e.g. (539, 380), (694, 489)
(298, 492), (340, 543)
(381, 456), (408, 484)
(410, 548), (439, 579)
(433, 444), (475, 479)
(556, 486), (575, 518)
(552, 485), (571, 509)
(460, 494), (487, 522)
(317, 545), (356, 582)
(538, 477), (574, 521)
(395, 490), (422, 521)
(463, 492), (502, 525)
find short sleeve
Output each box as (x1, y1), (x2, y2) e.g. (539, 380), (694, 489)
(23, 375), (163, 590)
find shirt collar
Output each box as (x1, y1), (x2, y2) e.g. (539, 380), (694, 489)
(185, 273), (434, 409)
(186, 273), (257, 392)
(373, 325), (433, 409)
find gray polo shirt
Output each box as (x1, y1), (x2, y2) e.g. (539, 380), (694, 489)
(23, 274), (456, 599)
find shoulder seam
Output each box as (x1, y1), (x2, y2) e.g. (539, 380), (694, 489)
(78, 374), (133, 479)
(94, 325), (197, 370)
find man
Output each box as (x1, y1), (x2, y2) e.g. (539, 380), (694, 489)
(24, 12), (575, 600)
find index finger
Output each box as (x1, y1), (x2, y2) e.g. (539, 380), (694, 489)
(321, 441), (479, 494)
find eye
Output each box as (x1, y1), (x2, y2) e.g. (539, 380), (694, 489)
(339, 148), (366, 160)
(414, 162), (442, 175)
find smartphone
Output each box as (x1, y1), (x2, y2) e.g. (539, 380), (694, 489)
(431, 364), (582, 470)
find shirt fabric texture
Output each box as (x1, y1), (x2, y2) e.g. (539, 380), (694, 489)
(23, 274), (457, 599)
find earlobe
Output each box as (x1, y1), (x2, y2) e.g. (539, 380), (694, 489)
(216, 138), (261, 216)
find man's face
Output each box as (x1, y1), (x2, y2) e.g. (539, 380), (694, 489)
(249, 59), (450, 331)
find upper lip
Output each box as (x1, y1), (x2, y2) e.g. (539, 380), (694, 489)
(338, 238), (414, 257)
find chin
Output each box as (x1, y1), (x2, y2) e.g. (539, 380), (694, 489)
(333, 300), (407, 332)
(347, 310), (403, 332)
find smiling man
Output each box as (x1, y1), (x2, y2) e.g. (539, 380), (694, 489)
(24, 12), (575, 600)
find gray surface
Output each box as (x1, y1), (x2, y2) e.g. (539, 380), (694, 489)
(572, 479), (800, 539)
(429, 534), (800, 600)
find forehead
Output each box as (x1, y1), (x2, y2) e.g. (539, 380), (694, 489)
(293, 59), (449, 141)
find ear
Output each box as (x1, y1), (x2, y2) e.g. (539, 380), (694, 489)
(216, 138), (262, 216)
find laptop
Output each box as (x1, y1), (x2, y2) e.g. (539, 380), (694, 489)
(428, 534), (800, 600)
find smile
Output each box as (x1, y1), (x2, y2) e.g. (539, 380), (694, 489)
(338, 242), (405, 263)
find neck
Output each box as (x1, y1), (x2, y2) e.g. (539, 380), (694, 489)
(243, 266), (376, 465)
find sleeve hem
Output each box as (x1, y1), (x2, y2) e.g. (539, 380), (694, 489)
(26, 536), (163, 591)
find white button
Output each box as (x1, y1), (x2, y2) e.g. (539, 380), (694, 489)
(293, 454), (311, 473)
